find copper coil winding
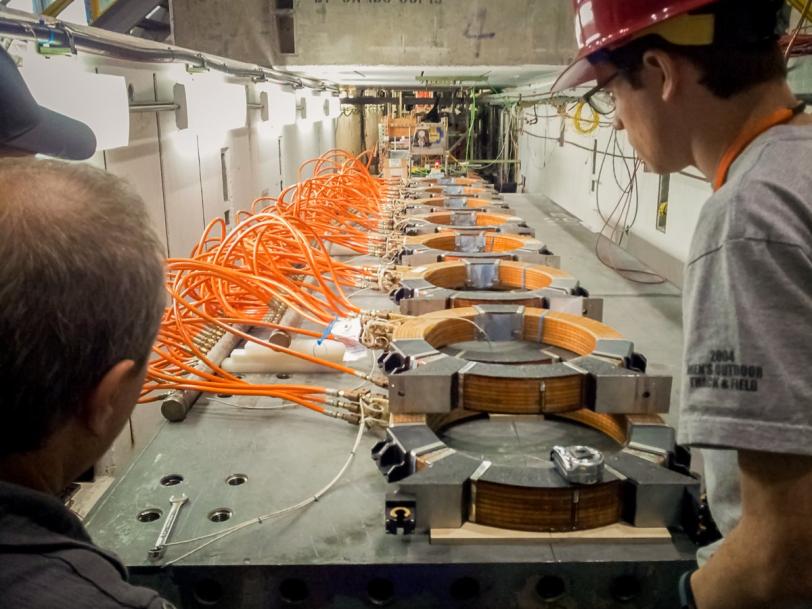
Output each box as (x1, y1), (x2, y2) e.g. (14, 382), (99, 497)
(414, 211), (522, 228)
(406, 231), (535, 257)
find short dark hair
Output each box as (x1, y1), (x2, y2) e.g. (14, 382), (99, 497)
(607, 35), (786, 99)
(607, 0), (787, 99)
(0, 159), (165, 457)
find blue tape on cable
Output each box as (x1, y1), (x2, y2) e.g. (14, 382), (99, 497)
(317, 319), (338, 346)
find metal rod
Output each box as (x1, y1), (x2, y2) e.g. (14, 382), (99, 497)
(463, 159), (521, 165)
(247, 102), (263, 110)
(41, 0), (74, 18)
(0, 13), (336, 92)
(129, 102), (177, 113)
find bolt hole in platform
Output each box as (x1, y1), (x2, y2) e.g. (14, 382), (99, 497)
(136, 508), (162, 523)
(193, 578), (224, 606)
(160, 474), (184, 487)
(276, 373), (291, 380)
(367, 578), (395, 606)
(450, 577), (480, 601)
(226, 474), (248, 486)
(610, 575), (642, 602)
(535, 575), (566, 602)
(279, 578), (309, 605)
(216, 393), (232, 398)
(208, 508), (233, 523)
(642, 391), (652, 399)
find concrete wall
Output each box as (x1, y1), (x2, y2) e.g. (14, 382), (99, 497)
(172, 0), (576, 68)
(517, 109), (711, 288)
(7, 39), (335, 477)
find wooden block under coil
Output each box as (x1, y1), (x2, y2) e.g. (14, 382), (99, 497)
(430, 522), (671, 544)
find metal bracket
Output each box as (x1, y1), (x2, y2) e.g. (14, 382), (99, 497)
(473, 305), (525, 341)
(455, 233), (487, 253)
(387, 356), (467, 414)
(385, 493), (416, 535)
(465, 259), (500, 289)
(551, 445), (605, 485)
(451, 211), (478, 226)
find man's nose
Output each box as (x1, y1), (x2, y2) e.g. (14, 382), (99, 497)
(613, 114), (625, 131)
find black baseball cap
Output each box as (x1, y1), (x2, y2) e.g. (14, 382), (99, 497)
(0, 46), (96, 160)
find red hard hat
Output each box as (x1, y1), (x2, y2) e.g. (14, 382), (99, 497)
(551, 0), (719, 93)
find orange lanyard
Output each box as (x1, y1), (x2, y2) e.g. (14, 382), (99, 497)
(713, 103), (806, 191)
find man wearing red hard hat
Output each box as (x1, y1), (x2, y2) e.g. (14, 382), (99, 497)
(555, 1), (812, 608)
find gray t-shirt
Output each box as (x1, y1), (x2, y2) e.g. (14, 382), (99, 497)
(679, 124), (812, 564)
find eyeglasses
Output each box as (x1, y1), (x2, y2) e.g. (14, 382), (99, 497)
(582, 73), (618, 116)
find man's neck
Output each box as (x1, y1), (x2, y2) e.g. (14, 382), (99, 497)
(691, 80), (803, 180)
(0, 450), (69, 495)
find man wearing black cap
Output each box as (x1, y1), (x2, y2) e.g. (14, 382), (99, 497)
(0, 46), (96, 159)
(0, 46), (176, 608)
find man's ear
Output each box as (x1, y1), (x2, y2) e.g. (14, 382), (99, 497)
(642, 49), (680, 103)
(81, 360), (138, 437)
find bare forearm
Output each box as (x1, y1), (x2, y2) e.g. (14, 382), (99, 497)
(692, 451), (812, 609)
(691, 521), (783, 609)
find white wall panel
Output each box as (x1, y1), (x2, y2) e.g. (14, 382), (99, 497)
(98, 64), (169, 255)
(197, 128), (232, 226)
(249, 120), (284, 203)
(322, 120), (337, 155)
(281, 121), (321, 186)
(151, 67), (206, 257)
(518, 112), (710, 286)
(227, 127), (256, 212)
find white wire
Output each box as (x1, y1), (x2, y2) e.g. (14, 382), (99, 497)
(346, 350), (380, 393)
(453, 317), (495, 351)
(163, 407), (368, 566)
(392, 216), (433, 232)
(347, 286), (374, 299)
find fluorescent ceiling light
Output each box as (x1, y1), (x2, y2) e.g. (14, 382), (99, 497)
(174, 78), (247, 133)
(21, 64), (129, 151)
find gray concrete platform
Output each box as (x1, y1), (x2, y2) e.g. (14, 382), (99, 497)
(85, 194), (694, 609)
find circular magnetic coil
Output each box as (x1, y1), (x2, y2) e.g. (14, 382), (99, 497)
(405, 210), (533, 236)
(426, 410), (635, 532)
(383, 305), (669, 533)
(419, 185), (494, 197)
(406, 196), (513, 213)
(393, 259), (596, 318)
(400, 231), (558, 268)
(391, 305), (624, 415)
(422, 177), (485, 187)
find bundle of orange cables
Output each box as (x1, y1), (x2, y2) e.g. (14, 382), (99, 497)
(140, 150), (392, 417)
(252, 149), (391, 254)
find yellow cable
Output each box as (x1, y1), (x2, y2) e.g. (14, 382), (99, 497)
(788, 0), (812, 21)
(573, 101), (600, 136)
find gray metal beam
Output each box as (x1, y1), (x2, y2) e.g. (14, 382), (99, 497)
(91, 0), (162, 34)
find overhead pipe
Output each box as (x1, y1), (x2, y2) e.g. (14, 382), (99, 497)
(0, 12), (338, 93)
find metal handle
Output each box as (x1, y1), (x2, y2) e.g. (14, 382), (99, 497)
(551, 445), (604, 485)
